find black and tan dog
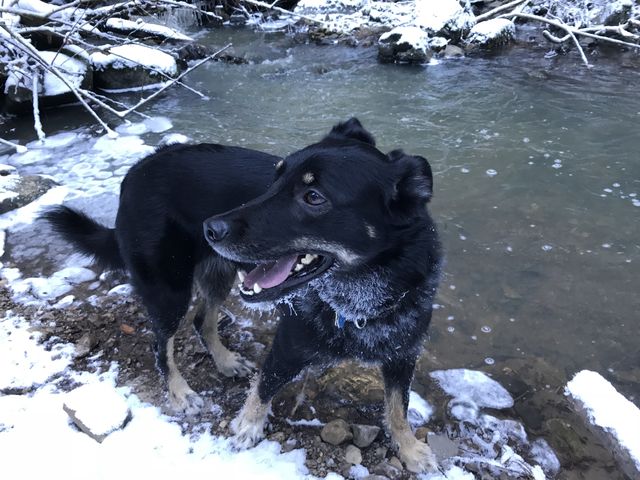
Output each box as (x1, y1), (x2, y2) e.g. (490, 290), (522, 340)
(45, 119), (442, 472)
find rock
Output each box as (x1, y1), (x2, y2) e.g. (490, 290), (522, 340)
(427, 433), (460, 461)
(467, 18), (515, 49)
(374, 446), (388, 459)
(372, 461), (402, 479)
(320, 419), (353, 445)
(74, 332), (97, 358)
(414, 0), (473, 36)
(90, 44), (180, 90)
(352, 424), (380, 448)
(429, 36), (449, 52)
(0, 173), (57, 214)
(63, 383), (130, 443)
(345, 444), (363, 464)
(415, 426), (429, 441)
(388, 456), (403, 471)
(363, 475), (390, 480)
(443, 44), (465, 58)
(378, 26), (432, 64)
(4, 50), (92, 112)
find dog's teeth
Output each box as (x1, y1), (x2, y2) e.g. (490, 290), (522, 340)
(237, 270), (246, 282)
(294, 263), (304, 272)
(253, 283), (262, 294)
(301, 254), (314, 265)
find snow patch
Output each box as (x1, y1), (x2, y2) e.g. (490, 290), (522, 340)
(430, 369), (514, 409)
(566, 370), (640, 471)
(64, 382), (131, 438)
(105, 18), (193, 41)
(91, 44), (178, 76)
(408, 390), (434, 427)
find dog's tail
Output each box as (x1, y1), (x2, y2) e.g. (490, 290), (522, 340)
(42, 206), (124, 271)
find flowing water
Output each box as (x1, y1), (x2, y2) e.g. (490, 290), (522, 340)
(2, 28), (639, 478)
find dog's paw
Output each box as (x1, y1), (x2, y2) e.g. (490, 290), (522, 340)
(399, 439), (438, 473)
(169, 386), (204, 416)
(229, 414), (265, 450)
(217, 351), (255, 378)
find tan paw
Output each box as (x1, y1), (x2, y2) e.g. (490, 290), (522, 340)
(229, 412), (266, 450)
(399, 439), (438, 473)
(168, 385), (204, 415)
(216, 350), (255, 378)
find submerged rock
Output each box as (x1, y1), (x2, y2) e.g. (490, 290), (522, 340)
(467, 18), (515, 49)
(378, 26), (432, 64)
(90, 44), (180, 90)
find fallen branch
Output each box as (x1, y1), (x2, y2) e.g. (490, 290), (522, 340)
(500, 12), (640, 50)
(475, 0), (529, 24)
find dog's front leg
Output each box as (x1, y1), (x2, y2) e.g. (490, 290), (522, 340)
(381, 359), (437, 473)
(231, 325), (313, 449)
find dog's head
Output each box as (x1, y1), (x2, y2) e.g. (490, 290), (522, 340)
(204, 118), (434, 303)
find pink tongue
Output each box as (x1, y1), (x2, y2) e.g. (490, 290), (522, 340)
(243, 255), (299, 289)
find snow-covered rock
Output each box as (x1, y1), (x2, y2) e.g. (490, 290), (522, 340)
(431, 369), (514, 409)
(378, 26), (431, 64)
(467, 18), (515, 49)
(4, 50), (92, 111)
(566, 370), (640, 478)
(63, 382), (131, 442)
(414, 0), (473, 34)
(0, 173), (57, 214)
(104, 18), (193, 42)
(90, 44), (179, 90)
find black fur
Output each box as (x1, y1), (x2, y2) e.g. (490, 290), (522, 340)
(46, 120), (442, 459)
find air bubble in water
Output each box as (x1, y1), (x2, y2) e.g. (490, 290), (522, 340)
(481, 326), (492, 333)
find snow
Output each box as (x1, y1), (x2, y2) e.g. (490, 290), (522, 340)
(4, 51), (87, 98)
(40, 51), (88, 96)
(467, 18), (515, 45)
(0, 172), (20, 203)
(380, 26), (429, 52)
(64, 382), (131, 437)
(91, 44), (179, 76)
(414, 0), (465, 32)
(566, 370), (640, 470)
(105, 17), (193, 41)
(430, 369), (514, 409)
(0, 311), (317, 480)
(420, 465), (475, 479)
(408, 390), (434, 427)
(0, 312), (75, 390)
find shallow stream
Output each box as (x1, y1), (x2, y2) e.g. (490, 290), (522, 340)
(2, 28), (639, 479)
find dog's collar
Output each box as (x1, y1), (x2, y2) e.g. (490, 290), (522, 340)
(334, 311), (367, 329)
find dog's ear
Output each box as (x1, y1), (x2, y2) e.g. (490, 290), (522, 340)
(387, 150), (433, 221)
(324, 117), (376, 146)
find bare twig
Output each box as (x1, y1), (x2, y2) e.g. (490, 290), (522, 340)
(31, 73), (46, 141)
(113, 44), (230, 117)
(475, 0), (529, 23)
(500, 12), (640, 50)
(0, 137), (28, 153)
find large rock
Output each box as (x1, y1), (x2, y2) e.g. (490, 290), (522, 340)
(378, 26), (432, 64)
(4, 50), (92, 112)
(0, 167), (57, 214)
(90, 44), (180, 90)
(466, 18), (515, 49)
(352, 424), (380, 448)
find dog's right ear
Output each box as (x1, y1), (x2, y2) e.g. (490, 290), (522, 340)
(324, 118), (376, 146)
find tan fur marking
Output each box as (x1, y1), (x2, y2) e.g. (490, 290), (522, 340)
(385, 389), (437, 473)
(302, 172), (315, 184)
(166, 336), (201, 413)
(200, 307), (253, 377)
(231, 378), (270, 448)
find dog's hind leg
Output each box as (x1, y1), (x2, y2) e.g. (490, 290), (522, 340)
(381, 359), (438, 473)
(194, 256), (253, 378)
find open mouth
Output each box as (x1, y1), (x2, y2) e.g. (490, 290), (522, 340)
(237, 253), (333, 301)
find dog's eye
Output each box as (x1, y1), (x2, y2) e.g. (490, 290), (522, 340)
(303, 190), (326, 206)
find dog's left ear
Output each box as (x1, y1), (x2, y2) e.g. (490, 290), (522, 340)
(387, 149), (433, 220)
(324, 117), (376, 146)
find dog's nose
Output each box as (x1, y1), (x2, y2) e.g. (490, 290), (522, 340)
(204, 219), (230, 243)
